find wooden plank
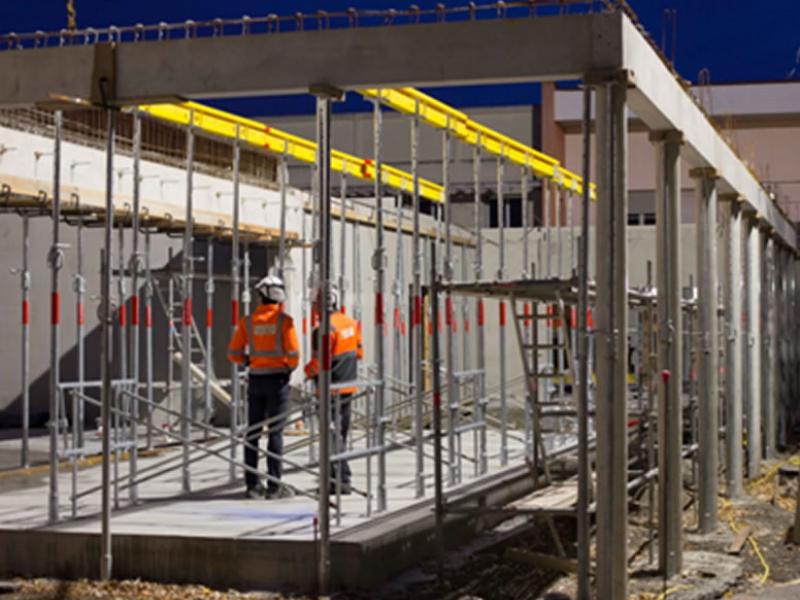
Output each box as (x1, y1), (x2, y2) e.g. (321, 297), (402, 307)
(726, 525), (752, 555)
(504, 548), (578, 573)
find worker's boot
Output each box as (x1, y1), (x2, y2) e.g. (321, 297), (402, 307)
(330, 482), (352, 496)
(265, 484), (295, 500)
(244, 484), (265, 499)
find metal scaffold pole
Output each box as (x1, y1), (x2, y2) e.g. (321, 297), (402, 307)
(338, 167), (347, 313)
(745, 214), (762, 478)
(722, 196), (744, 497)
(100, 107), (116, 581)
(204, 238), (214, 434)
(18, 213), (31, 467)
(48, 109), (64, 524)
(181, 109), (195, 493)
(692, 167), (719, 533)
(373, 95), (387, 511)
(653, 129), (683, 577)
(520, 162), (533, 459)
(229, 125), (241, 482)
(129, 109), (142, 503)
(312, 86), (337, 597)
(278, 152), (289, 278)
(411, 102), (425, 497)
(443, 124), (457, 485)
(144, 228), (154, 449)
(576, 83), (592, 600)
(473, 134), (487, 475)
(594, 76), (629, 600)
(497, 152), (508, 466)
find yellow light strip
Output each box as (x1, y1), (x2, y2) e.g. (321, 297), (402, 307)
(361, 87), (596, 200)
(137, 101), (444, 203)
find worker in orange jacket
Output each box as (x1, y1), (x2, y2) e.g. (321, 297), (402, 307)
(305, 284), (363, 495)
(228, 275), (299, 499)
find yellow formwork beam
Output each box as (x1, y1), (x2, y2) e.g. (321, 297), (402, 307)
(137, 101), (444, 203)
(361, 87), (595, 200)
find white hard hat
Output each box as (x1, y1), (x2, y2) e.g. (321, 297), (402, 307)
(255, 275), (286, 303)
(327, 283), (339, 310)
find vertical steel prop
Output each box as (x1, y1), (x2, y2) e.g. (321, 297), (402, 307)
(443, 124), (457, 484)
(496, 152), (508, 465)
(473, 134), (487, 475)
(576, 83), (592, 600)
(19, 213), (31, 467)
(411, 102), (425, 497)
(372, 95), (388, 511)
(100, 108), (116, 581)
(312, 86), (339, 595)
(48, 110), (64, 524)
(129, 109), (142, 503)
(229, 125), (241, 481)
(181, 109), (195, 493)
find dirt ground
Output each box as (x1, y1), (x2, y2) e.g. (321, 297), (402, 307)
(4, 454), (799, 600)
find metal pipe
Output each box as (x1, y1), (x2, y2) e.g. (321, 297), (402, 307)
(314, 91), (334, 596)
(373, 96), (387, 511)
(497, 153), (508, 466)
(19, 213), (31, 467)
(443, 124), (457, 484)
(723, 197), (744, 497)
(181, 109), (195, 493)
(338, 167), (347, 312)
(100, 108), (116, 581)
(229, 125), (241, 482)
(594, 78), (629, 600)
(653, 129), (683, 577)
(204, 239), (214, 436)
(48, 110), (63, 524)
(576, 83), (592, 600)
(693, 168), (719, 533)
(144, 228), (154, 450)
(278, 152), (288, 278)
(411, 104), (425, 497)
(431, 240), (445, 574)
(473, 134), (487, 475)
(128, 109), (142, 503)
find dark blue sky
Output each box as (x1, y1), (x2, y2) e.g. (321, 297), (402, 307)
(2, 1), (797, 115)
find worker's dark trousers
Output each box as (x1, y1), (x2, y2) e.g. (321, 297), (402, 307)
(245, 374), (290, 491)
(331, 394), (352, 485)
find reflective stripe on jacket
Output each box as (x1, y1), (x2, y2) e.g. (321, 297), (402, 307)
(227, 303), (300, 375)
(305, 311), (364, 395)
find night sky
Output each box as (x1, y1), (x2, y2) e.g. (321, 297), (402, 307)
(1, 1), (797, 114)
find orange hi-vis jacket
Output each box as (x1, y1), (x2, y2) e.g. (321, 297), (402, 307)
(305, 311), (364, 395)
(228, 304), (300, 376)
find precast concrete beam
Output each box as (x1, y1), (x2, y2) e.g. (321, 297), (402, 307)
(594, 75), (629, 600)
(721, 195), (744, 498)
(691, 167), (719, 533)
(0, 13), (623, 107)
(652, 130), (683, 575)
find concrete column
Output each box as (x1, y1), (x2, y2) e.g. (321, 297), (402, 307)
(763, 233), (777, 459)
(721, 196), (744, 497)
(652, 130), (683, 576)
(691, 167), (718, 533)
(744, 214), (762, 478)
(593, 76), (629, 600)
